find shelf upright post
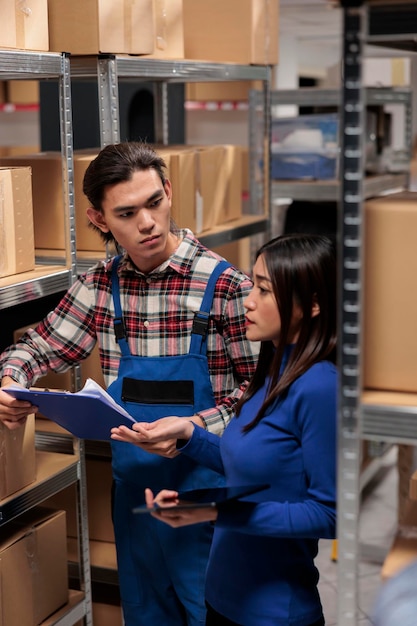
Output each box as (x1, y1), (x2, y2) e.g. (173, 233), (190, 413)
(59, 52), (93, 626)
(337, 2), (367, 625)
(97, 55), (121, 146)
(154, 82), (169, 145)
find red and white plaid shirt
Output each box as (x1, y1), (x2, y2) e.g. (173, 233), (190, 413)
(0, 230), (259, 433)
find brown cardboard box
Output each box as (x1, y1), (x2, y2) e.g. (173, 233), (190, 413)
(0, 507), (68, 626)
(92, 602), (124, 626)
(0, 146), (40, 156)
(381, 533), (417, 581)
(364, 192), (417, 393)
(0, 415), (36, 500)
(48, 0), (154, 55)
(0, 0), (49, 51)
(194, 145), (243, 232)
(45, 457), (114, 543)
(0, 167), (35, 278)
(73, 151), (106, 252)
(74, 601), (123, 626)
(7, 81), (40, 105)
(186, 81), (262, 102)
(156, 145), (196, 231)
(0, 152), (105, 253)
(144, 0), (184, 60)
(213, 238), (252, 274)
(183, 0), (279, 65)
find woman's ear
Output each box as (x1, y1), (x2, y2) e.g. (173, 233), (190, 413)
(86, 207), (110, 233)
(311, 296), (320, 318)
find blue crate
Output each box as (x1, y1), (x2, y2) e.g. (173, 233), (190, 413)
(271, 150), (338, 180)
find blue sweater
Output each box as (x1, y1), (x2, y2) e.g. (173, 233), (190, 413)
(180, 360), (337, 626)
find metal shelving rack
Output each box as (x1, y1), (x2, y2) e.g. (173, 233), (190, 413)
(338, 2), (417, 624)
(69, 55), (272, 249)
(0, 50), (92, 626)
(249, 86), (412, 205)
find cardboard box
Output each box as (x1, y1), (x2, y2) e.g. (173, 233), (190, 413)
(183, 0), (279, 65)
(0, 508), (68, 625)
(144, 0), (184, 60)
(194, 145), (242, 232)
(0, 146), (40, 157)
(47, 0), (154, 55)
(44, 458), (114, 543)
(0, 152), (106, 253)
(158, 144), (243, 234)
(7, 81), (39, 105)
(0, 415), (36, 500)
(0, 167), (35, 278)
(363, 192), (417, 393)
(156, 145), (196, 231)
(186, 81), (261, 102)
(0, 0), (49, 51)
(381, 533), (417, 581)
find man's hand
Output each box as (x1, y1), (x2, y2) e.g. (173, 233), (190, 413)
(0, 377), (36, 430)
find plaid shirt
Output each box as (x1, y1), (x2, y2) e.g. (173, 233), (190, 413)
(0, 230), (259, 433)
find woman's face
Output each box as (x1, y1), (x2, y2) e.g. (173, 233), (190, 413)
(244, 254), (303, 347)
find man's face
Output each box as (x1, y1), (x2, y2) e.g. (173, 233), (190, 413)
(87, 168), (178, 273)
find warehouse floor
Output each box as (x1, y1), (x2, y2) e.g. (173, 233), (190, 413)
(316, 446), (400, 625)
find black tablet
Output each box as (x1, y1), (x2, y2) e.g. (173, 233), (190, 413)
(132, 483), (270, 514)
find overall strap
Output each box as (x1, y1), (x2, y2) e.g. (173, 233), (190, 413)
(111, 255), (131, 357)
(189, 260), (231, 356)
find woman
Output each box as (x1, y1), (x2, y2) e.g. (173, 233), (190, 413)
(111, 233), (338, 626)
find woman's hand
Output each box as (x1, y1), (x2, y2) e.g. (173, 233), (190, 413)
(0, 378), (36, 430)
(145, 488), (218, 527)
(111, 415), (196, 458)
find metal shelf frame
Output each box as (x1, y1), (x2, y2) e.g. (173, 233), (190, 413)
(250, 85), (412, 204)
(338, 2), (417, 624)
(0, 49), (92, 625)
(0, 50), (76, 310)
(70, 54), (272, 238)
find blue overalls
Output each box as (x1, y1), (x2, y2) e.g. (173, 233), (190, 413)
(107, 257), (230, 626)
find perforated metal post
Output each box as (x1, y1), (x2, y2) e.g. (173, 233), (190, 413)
(97, 55), (121, 146)
(59, 52), (93, 626)
(337, 2), (366, 625)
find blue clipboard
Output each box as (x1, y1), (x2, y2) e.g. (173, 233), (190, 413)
(4, 379), (136, 441)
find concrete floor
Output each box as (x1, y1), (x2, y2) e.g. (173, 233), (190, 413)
(316, 446), (400, 625)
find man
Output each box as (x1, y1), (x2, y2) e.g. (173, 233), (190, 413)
(0, 142), (259, 626)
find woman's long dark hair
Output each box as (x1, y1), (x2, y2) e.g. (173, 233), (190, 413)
(237, 233), (337, 432)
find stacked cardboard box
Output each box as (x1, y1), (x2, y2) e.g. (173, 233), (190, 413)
(363, 192), (417, 393)
(0, 0), (49, 51)
(183, 0), (279, 65)
(0, 507), (68, 625)
(0, 167), (35, 278)
(47, 0), (154, 55)
(0, 416), (36, 500)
